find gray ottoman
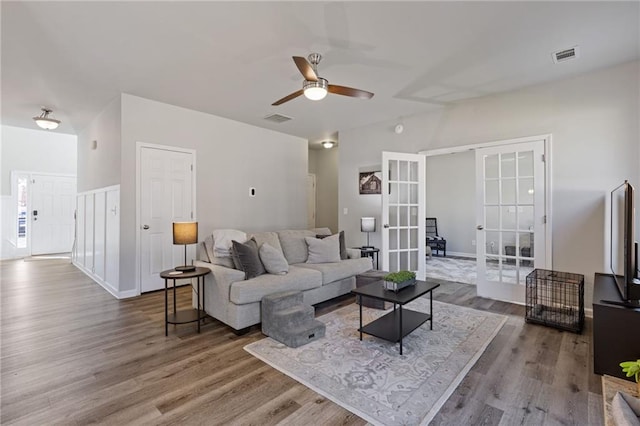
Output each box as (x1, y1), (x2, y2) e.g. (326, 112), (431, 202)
(355, 270), (389, 309)
(261, 291), (325, 348)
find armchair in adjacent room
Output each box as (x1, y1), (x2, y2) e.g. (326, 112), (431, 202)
(426, 217), (447, 257)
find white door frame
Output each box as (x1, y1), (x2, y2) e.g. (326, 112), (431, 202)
(10, 170), (77, 257)
(419, 134), (553, 269)
(135, 142), (197, 296)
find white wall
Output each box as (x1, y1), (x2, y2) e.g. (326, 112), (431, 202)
(426, 150), (476, 256)
(119, 94), (308, 292)
(339, 60), (640, 307)
(309, 147), (339, 233)
(76, 96), (121, 192)
(1, 125), (77, 195)
(0, 125), (77, 259)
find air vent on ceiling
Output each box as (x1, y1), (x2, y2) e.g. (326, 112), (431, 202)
(263, 113), (292, 123)
(552, 46), (580, 64)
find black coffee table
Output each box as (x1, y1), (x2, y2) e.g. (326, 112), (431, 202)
(352, 280), (440, 355)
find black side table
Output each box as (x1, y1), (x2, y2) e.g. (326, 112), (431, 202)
(160, 267), (210, 336)
(355, 247), (380, 269)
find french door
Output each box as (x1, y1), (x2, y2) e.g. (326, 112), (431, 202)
(139, 145), (195, 293)
(381, 152), (426, 280)
(475, 140), (546, 303)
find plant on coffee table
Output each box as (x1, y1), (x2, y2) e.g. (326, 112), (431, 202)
(383, 270), (416, 292)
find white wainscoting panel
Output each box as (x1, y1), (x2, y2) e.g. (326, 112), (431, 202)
(73, 185), (121, 297)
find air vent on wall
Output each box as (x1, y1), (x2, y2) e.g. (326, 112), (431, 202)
(263, 113), (292, 123)
(552, 46), (580, 64)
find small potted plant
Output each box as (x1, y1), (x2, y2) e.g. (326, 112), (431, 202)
(620, 359), (640, 394)
(383, 270), (416, 292)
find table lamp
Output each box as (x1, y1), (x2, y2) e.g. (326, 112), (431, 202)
(173, 222), (198, 272)
(361, 217), (376, 248)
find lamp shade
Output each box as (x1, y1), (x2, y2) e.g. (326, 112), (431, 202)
(361, 217), (376, 233)
(173, 222), (198, 245)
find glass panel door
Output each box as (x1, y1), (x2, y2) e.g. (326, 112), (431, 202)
(475, 141), (545, 303)
(382, 152), (425, 280)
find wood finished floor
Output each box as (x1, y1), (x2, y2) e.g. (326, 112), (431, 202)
(1, 258), (604, 425)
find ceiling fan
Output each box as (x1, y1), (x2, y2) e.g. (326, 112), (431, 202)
(272, 53), (374, 106)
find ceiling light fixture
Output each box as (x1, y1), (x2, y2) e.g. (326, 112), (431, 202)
(322, 141), (335, 149)
(33, 107), (60, 130)
(303, 78), (328, 101)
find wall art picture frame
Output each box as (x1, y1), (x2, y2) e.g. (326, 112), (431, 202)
(359, 171), (382, 194)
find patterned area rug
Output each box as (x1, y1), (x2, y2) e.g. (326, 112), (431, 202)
(244, 298), (507, 425)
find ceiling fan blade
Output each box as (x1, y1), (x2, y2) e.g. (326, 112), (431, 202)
(328, 84), (374, 99)
(292, 56), (317, 81)
(272, 89), (304, 106)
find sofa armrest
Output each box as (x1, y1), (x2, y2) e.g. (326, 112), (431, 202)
(194, 260), (245, 294)
(346, 248), (361, 259)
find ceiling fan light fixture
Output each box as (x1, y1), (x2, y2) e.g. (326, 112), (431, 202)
(322, 141), (335, 149)
(303, 78), (328, 101)
(33, 108), (60, 130)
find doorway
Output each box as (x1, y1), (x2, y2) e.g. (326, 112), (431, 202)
(137, 144), (196, 293)
(420, 135), (551, 305)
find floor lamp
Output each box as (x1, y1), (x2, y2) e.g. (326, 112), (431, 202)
(173, 222), (198, 272)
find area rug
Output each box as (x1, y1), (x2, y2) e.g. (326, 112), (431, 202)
(244, 298), (507, 426)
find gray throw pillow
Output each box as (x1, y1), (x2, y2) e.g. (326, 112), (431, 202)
(231, 238), (266, 279)
(305, 234), (341, 264)
(259, 243), (289, 275)
(317, 231), (347, 260)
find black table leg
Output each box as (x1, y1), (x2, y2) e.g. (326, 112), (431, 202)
(196, 276), (201, 333)
(164, 278), (168, 336)
(359, 296), (363, 341)
(399, 305), (403, 355)
(202, 275), (206, 325)
(430, 289), (433, 330)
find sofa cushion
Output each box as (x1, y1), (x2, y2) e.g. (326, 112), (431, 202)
(317, 231), (347, 260)
(231, 238), (265, 279)
(277, 230), (316, 264)
(259, 243), (289, 275)
(296, 257), (372, 285)
(306, 234), (341, 263)
(310, 227), (332, 236)
(250, 231), (284, 256)
(229, 266), (322, 304)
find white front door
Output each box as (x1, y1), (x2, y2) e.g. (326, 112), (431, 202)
(31, 174), (76, 255)
(140, 146), (195, 293)
(475, 140), (546, 303)
(381, 152), (426, 280)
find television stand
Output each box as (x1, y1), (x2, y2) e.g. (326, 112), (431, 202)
(593, 273), (640, 379)
(600, 299), (640, 309)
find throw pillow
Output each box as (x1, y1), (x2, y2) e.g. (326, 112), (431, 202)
(305, 233), (341, 264)
(259, 243), (289, 275)
(231, 238), (266, 279)
(316, 231), (347, 260)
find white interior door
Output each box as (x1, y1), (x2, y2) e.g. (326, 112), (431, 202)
(31, 174), (76, 255)
(140, 146), (194, 293)
(381, 152), (426, 280)
(475, 140), (546, 303)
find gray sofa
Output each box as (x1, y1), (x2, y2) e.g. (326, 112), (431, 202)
(194, 228), (373, 332)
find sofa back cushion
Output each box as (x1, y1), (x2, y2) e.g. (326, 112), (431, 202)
(202, 235), (235, 269)
(277, 230), (316, 264)
(250, 231), (284, 256)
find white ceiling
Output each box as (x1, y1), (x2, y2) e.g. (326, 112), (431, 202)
(2, 1), (638, 145)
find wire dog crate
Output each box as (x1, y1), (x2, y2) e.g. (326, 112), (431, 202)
(525, 269), (584, 333)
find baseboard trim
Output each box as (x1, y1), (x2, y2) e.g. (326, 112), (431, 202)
(444, 251), (476, 259)
(71, 261), (136, 299)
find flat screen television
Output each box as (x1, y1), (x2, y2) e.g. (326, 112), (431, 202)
(610, 180), (640, 304)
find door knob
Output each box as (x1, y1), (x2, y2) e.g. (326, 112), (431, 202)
(476, 225), (484, 230)
(383, 224), (390, 229)
(142, 224), (150, 230)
